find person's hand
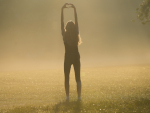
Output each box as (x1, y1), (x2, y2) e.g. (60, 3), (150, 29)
(68, 3), (76, 9)
(62, 3), (68, 9)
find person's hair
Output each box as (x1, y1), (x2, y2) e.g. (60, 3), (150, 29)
(64, 20), (82, 46)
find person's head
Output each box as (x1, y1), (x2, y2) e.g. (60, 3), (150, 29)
(65, 20), (75, 32)
(64, 20), (82, 46)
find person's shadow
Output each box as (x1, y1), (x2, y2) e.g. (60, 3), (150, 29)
(52, 100), (82, 113)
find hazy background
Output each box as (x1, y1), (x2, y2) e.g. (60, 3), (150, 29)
(0, 0), (150, 70)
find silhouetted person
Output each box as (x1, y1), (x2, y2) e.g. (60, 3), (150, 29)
(61, 3), (82, 101)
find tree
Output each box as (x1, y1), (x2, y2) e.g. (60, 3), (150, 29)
(136, 0), (150, 24)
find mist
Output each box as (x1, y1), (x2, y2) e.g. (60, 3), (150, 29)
(0, 0), (150, 70)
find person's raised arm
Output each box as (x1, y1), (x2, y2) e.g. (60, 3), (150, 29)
(61, 3), (67, 36)
(70, 4), (79, 34)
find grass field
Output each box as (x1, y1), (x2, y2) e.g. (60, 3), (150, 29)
(0, 65), (150, 113)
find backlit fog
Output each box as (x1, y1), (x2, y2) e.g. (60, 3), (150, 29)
(0, 0), (150, 70)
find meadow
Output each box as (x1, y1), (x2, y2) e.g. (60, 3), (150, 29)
(0, 65), (150, 113)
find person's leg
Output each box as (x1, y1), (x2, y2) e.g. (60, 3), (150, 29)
(64, 58), (71, 98)
(73, 58), (81, 99)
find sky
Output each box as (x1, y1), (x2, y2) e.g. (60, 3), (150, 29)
(0, 0), (150, 70)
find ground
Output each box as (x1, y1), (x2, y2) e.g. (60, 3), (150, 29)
(0, 65), (150, 113)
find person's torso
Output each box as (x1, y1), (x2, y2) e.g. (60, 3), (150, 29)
(64, 41), (80, 59)
(64, 41), (78, 53)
